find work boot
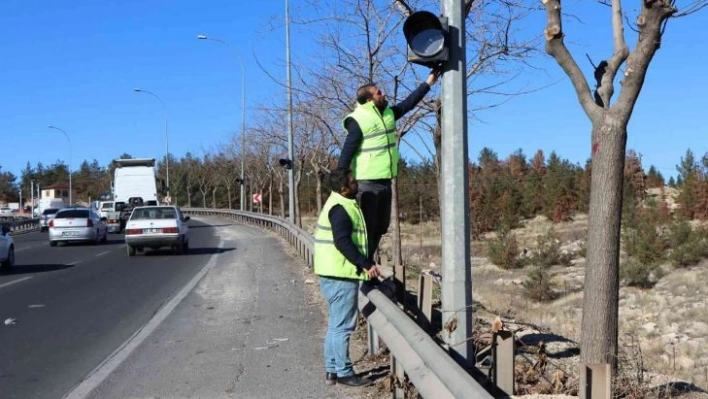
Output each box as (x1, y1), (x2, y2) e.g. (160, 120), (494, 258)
(325, 372), (337, 385)
(337, 375), (373, 387)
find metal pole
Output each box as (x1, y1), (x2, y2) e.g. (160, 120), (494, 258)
(440, 0), (473, 367)
(285, 0), (295, 223)
(164, 108), (169, 200)
(240, 61), (246, 211)
(31, 181), (34, 217)
(133, 88), (170, 201)
(47, 125), (72, 205)
(196, 35), (247, 211)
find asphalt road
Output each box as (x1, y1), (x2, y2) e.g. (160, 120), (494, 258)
(0, 219), (220, 399)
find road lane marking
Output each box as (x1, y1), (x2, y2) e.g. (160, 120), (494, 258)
(15, 246), (42, 252)
(0, 276), (32, 289)
(64, 238), (224, 399)
(94, 251), (110, 257)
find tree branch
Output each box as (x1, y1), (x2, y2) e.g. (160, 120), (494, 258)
(542, 0), (601, 123)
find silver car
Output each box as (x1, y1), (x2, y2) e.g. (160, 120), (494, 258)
(40, 208), (61, 232)
(0, 224), (14, 270)
(49, 207), (108, 246)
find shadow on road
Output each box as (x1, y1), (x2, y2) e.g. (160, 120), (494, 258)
(0, 263), (75, 275)
(186, 247), (236, 255)
(138, 247), (236, 256)
(187, 224), (234, 229)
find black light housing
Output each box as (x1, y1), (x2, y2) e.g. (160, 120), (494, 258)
(403, 11), (449, 67)
(279, 158), (293, 170)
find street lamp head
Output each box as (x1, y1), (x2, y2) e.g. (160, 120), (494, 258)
(197, 34), (208, 40)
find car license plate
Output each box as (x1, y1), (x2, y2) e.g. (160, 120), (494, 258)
(143, 228), (162, 234)
(61, 231), (80, 237)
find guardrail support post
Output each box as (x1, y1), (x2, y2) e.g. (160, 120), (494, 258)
(367, 322), (380, 355)
(580, 363), (611, 399)
(391, 356), (405, 398)
(417, 274), (433, 332)
(492, 330), (515, 396)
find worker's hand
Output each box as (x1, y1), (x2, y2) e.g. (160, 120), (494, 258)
(366, 264), (382, 279)
(426, 67), (442, 86)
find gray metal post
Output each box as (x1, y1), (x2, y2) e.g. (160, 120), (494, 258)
(195, 34), (247, 211)
(285, 0), (296, 223)
(367, 323), (380, 355)
(47, 125), (72, 205)
(440, 0), (473, 367)
(240, 68), (246, 211)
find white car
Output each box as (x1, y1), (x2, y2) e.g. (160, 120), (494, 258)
(124, 206), (190, 256)
(1, 225), (14, 270)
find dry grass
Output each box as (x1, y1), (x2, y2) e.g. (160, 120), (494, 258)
(301, 213), (708, 397)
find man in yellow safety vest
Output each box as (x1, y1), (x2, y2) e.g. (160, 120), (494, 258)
(313, 168), (382, 387)
(338, 68), (441, 262)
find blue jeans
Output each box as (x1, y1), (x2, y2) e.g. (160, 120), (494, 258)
(319, 276), (359, 378)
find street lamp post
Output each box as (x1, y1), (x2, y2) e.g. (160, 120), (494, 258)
(47, 125), (72, 205)
(285, 0), (295, 223)
(133, 88), (170, 201)
(196, 34), (247, 211)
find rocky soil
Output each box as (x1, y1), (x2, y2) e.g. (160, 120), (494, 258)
(301, 209), (708, 398)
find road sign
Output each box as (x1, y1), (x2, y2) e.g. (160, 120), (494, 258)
(253, 193), (262, 203)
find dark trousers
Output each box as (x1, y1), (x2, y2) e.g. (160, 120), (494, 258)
(356, 179), (392, 263)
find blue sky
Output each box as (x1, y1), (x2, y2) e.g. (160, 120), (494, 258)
(1, 1), (706, 185)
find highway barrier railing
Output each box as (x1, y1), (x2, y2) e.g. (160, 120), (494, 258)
(183, 208), (493, 399)
(1, 216), (40, 235)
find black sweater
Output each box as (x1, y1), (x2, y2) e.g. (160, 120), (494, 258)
(337, 82), (431, 171)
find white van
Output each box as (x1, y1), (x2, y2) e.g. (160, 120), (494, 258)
(37, 198), (65, 216)
(112, 158), (158, 204)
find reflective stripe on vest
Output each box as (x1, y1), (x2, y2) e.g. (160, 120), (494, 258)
(343, 102), (398, 179)
(313, 192), (369, 280)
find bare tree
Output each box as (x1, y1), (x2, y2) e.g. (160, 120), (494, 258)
(214, 136), (243, 209)
(168, 155), (190, 206)
(289, 0), (543, 266)
(541, 0), (705, 372)
(195, 154), (216, 208)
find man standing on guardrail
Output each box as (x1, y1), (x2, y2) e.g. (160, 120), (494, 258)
(314, 168), (382, 387)
(337, 68), (441, 263)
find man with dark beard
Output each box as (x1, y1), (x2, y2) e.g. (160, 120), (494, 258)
(337, 68), (440, 263)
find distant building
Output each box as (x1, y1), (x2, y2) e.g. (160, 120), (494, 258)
(42, 183), (75, 205)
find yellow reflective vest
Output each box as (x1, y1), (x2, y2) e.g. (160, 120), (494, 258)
(343, 102), (398, 179)
(313, 192), (369, 280)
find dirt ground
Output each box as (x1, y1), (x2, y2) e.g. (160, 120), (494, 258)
(297, 212), (708, 399)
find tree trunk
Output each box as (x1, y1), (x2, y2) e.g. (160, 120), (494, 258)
(269, 179), (273, 216)
(279, 181), (285, 219)
(316, 173), (323, 214)
(581, 115), (626, 369)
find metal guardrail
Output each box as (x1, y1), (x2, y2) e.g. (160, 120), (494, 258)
(1, 216), (40, 235)
(182, 207), (493, 398)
